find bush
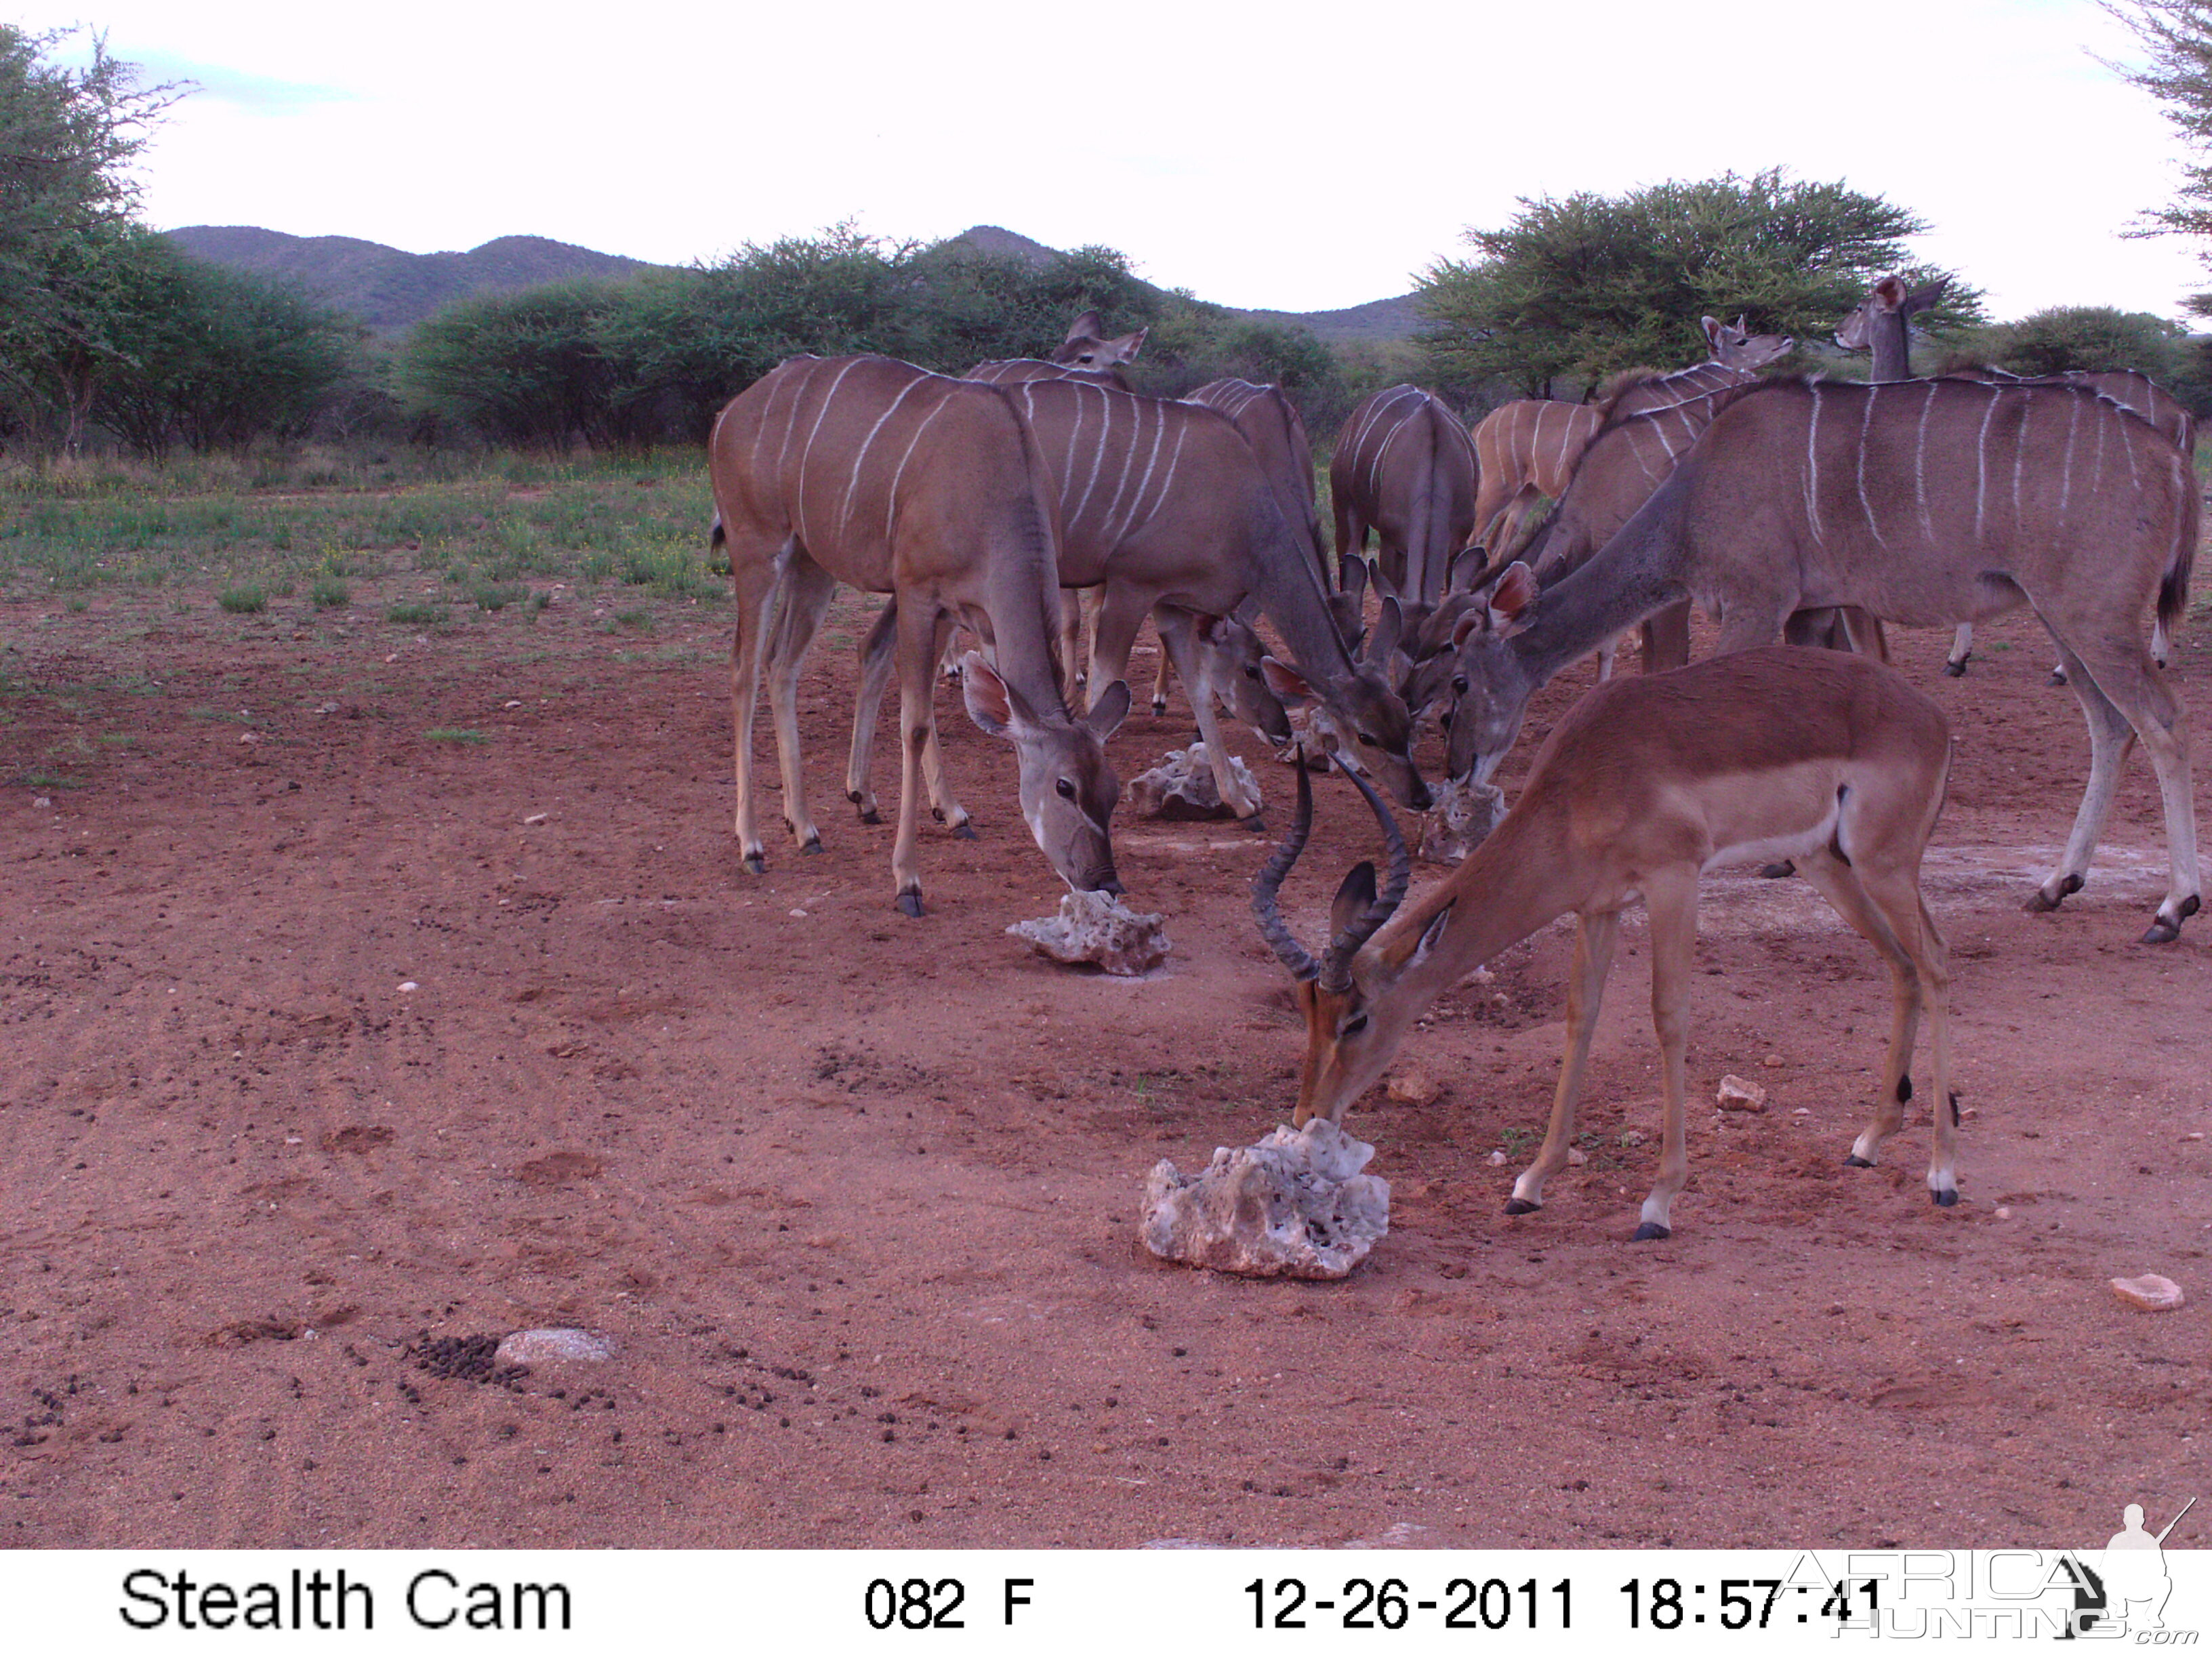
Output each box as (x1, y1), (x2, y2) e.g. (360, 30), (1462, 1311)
(217, 584), (266, 613)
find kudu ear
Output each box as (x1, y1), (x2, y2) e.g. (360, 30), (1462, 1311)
(1082, 678), (1131, 741)
(1103, 328), (1147, 365)
(1197, 611), (1229, 649)
(1064, 310), (1104, 344)
(1872, 274), (1907, 311)
(1366, 596), (1404, 666)
(1448, 544), (1486, 593)
(1452, 607), (1486, 650)
(1700, 315), (1724, 352)
(1487, 560), (1538, 628)
(1341, 555), (1368, 604)
(960, 651), (1032, 739)
(1330, 861), (1378, 941)
(1904, 277), (1948, 317)
(1260, 655), (1315, 709)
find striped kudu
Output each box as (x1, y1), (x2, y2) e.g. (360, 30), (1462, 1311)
(1330, 386), (1480, 606)
(851, 378), (1431, 823)
(1443, 376), (2201, 942)
(1469, 316), (1793, 561)
(1254, 647), (1957, 1239)
(706, 354), (1128, 917)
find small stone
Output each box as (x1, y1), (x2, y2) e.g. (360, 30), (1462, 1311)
(314, 701), (340, 715)
(1386, 1071), (1440, 1106)
(1486, 1150), (1508, 1166)
(396, 981), (419, 994)
(504, 700), (523, 709)
(2110, 1274), (2186, 1313)
(1008, 890), (1170, 977)
(1760, 1052), (1786, 1069)
(2188, 1132), (2205, 1142)
(1418, 776), (1508, 865)
(1565, 1147), (1588, 1166)
(1716, 1075), (1768, 1112)
(790, 909), (807, 919)
(1141, 1120), (1389, 1279)
(1791, 1107), (1812, 1115)
(1995, 1206), (2012, 1220)
(1619, 1129), (1647, 1148)
(32, 796), (51, 809)
(495, 1328), (617, 1364)
(1126, 743), (1259, 821)
(523, 812), (549, 825)
(239, 731), (262, 745)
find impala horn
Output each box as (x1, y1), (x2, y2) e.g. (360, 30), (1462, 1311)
(1249, 748), (1410, 990)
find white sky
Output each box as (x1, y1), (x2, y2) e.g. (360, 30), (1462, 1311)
(18, 0), (2212, 321)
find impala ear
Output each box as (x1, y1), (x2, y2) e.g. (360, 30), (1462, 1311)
(961, 652), (1029, 739)
(1487, 560), (1538, 626)
(1330, 861), (1378, 940)
(1103, 328), (1147, 365)
(1064, 310), (1104, 344)
(1260, 655), (1316, 708)
(1408, 903), (1453, 970)
(1082, 678), (1130, 741)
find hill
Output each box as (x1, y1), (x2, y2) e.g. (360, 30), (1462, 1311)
(162, 228), (669, 329)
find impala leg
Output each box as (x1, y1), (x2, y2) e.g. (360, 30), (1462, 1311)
(2029, 634), (2137, 915)
(765, 551), (836, 854)
(1944, 623), (1973, 677)
(726, 536), (787, 875)
(890, 596), (943, 916)
(1507, 909), (1619, 1218)
(846, 600), (897, 824)
(1634, 873), (1698, 1241)
(1792, 850), (1923, 1174)
(2062, 642), (2199, 941)
(1155, 607), (1263, 821)
(918, 610), (972, 838)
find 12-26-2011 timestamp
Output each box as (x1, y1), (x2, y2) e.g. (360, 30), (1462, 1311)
(1248, 1576), (1570, 1631)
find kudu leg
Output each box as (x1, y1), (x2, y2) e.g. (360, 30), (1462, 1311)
(1155, 607), (1263, 822)
(1056, 588), (1086, 705)
(918, 609), (972, 838)
(847, 600), (897, 823)
(1944, 623), (1973, 678)
(2060, 640), (2200, 942)
(2030, 635), (2142, 919)
(1633, 874), (1698, 1241)
(1506, 909), (1620, 1219)
(764, 552), (838, 854)
(1639, 601), (1692, 674)
(1086, 585), (1154, 716)
(889, 598), (943, 917)
(726, 536), (788, 875)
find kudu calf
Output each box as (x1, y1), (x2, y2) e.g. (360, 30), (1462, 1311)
(706, 354), (1128, 917)
(1470, 316), (1793, 561)
(1330, 386), (1479, 606)
(1255, 647), (1957, 1239)
(1445, 377), (2201, 942)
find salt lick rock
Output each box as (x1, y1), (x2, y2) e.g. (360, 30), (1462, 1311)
(1126, 742), (1260, 821)
(2109, 1273), (2186, 1313)
(1419, 775), (1508, 864)
(1716, 1075), (1769, 1112)
(495, 1328), (617, 1364)
(1141, 1119), (1391, 1279)
(1007, 890), (1170, 976)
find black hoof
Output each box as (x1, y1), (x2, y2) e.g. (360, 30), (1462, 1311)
(2025, 872), (2084, 913)
(930, 806), (946, 824)
(742, 852), (766, 875)
(1758, 860), (1797, 880)
(951, 822), (977, 841)
(1238, 813), (1268, 834)
(1843, 1154), (1875, 1168)
(2047, 670), (2068, 687)
(895, 891), (924, 918)
(800, 835), (823, 855)
(1502, 1198), (1540, 1216)
(2142, 917), (2182, 945)
(857, 807), (881, 825)
(1942, 660), (1968, 678)
(1631, 1222), (1671, 1242)
(1151, 700), (1167, 717)
(1931, 1188), (1959, 1208)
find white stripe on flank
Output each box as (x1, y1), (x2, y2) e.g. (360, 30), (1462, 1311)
(1803, 384), (1826, 544)
(2010, 392), (2030, 529)
(1914, 382), (1937, 541)
(1551, 405), (1578, 483)
(839, 371), (928, 540)
(2059, 391), (2081, 527)
(793, 357), (866, 549)
(772, 357), (818, 476)
(882, 391), (951, 546)
(1629, 424), (1664, 486)
(1973, 385), (2001, 542)
(1124, 419), (1189, 540)
(1348, 387), (1416, 472)
(1652, 411), (1680, 462)
(1856, 384), (1886, 546)
(1069, 384), (1114, 532)
(1105, 399), (1172, 547)
(2119, 402), (2142, 487)
(1094, 394), (1148, 544)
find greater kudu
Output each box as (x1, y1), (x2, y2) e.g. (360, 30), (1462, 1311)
(705, 354), (1128, 916)
(1330, 386), (1480, 607)
(1443, 376), (2200, 942)
(1469, 316), (1793, 560)
(1254, 647), (1956, 1238)
(848, 378), (1431, 823)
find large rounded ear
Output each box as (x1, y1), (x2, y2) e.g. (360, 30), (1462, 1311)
(1452, 607), (1486, 649)
(1196, 611), (1229, 649)
(1488, 559), (1538, 625)
(1448, 544), (1486, 593)
(1330, 861), (1378, 940)
(1082, 678), (1131, 740)
(1701, 315), (1724, 353)
(1872, 274), (1907, 311)
(1340, 555), (1368, 603)
(1260, 655), (1317, 708)
(960, 651), (1025, 739)
(1366, 595), (1404, 665)
(1063, 310), (1104, 344)
(1104, 328), (1147, 365)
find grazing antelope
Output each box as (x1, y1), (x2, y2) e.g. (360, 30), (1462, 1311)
(847, 378), (1431, 825)
(1470, 316), (1793, 561)
(1330, 386), (1480, 605)
(1253, 647), (1958, 1240)
(706, 354), (1128, 917)
(1444, 377), (2201, 943)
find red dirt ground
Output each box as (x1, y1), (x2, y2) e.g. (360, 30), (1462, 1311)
(1, 583), (2206, 1549)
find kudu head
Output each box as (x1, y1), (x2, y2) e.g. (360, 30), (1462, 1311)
(1051, 310), (1149, 372)
(960, 653), (1130, 895)
(1441, 560), (1542, 784)
(1834, 276), (1949, 353)
(1252, 754), (1444, 1125)
(1200, 613), (1294, 746)
(1701, 314), (1793, 370)
(1260, 609), (1433, 813)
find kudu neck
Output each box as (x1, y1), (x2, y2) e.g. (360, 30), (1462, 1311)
(1511, 474), (1690, 689)
(1869, 313), (1912, 383)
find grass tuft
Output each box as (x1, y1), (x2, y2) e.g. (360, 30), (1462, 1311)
(218, 585), (267, 614)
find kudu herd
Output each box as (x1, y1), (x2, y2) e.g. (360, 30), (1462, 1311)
(703, 280), (2201, 1242)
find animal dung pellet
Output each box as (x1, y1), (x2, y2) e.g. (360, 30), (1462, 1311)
(1007, 890), (1170, 976)
(1385, 1070), (1440, 1105)
(1126, 742), (1258, 821)
(1418, 775), (1507, 865)
(1716, 1074), (1769, 1111)
(494, 1328), (617, 1365)
(2109, 1274), (2186, 1313)
(1141, 1119), (1389, 1279)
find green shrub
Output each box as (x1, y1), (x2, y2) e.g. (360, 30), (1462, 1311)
(386, 601), (446, 626)
(218, 585), (266, 613)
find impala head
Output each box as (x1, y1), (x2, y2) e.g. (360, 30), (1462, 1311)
(960, 653), (1130, 895)
(1252, 755), (1448, 1125)
(1052, 310), (1148, 371)
(1701, 314), (1793, 370)
(1260, 640), (1433, 813)
(1441, 560), (1540, 784)
(1200, 613), (1294, 745)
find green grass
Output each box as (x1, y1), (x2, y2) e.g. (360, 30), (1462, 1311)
(612, 608), (651, 630)
(424, 728), (489, 744)
(385, 602), (447, 626)
(310, 575), (351, 609)
(470, 580), (529, 612)
(22, 769), (87, 789)
(217, 585), (267, 614)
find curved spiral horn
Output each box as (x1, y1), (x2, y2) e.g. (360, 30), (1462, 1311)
(1250, 750), (1321, 981)
(1321, 758), (1410, 992)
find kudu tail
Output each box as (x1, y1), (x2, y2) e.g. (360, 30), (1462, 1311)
(2158, 462), (2196, 644)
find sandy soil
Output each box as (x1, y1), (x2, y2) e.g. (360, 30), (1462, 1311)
(1, 582), (2206, 1550)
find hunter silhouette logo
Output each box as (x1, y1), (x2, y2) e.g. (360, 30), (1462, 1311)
(2060, 1497), (2196, 1639)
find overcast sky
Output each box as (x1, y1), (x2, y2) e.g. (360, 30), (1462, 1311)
(20, 0), (2211, 321)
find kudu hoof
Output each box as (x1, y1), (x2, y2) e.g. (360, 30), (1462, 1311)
(857, 808), (882, 825)
(1502, 1198), (1540, 1217)
(930, 806), (946, 824)
(1942, 659), (1969, 678)
(1931, 1189), (1959, 1208)
(742, 852), (766, 876)
(1630, 1222), (1671, 1242)
(2024, 873), (2085, 913)
(1757, 860), (1797, 880)
(2144, 893), (2200, 944)
(951, 822), (977, 841)
(800, 836), (823, 855)
(1843, 1154), (1875, 1168)
(1150, 699), (1168, 718)
(895, 891), (924, 918)
(2047, 669), (2069, 687)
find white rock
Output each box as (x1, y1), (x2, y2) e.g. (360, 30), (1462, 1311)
(1717, 1075), (1768, 1112)
(396, 981), (419, 994)
(1126, 743), (1258, 821)
(31, 796), (51, 809)
(1487, 1149), (1509, 1166)
(1008, 890), (1170, 976)
(523, 811), (549, 825)
(1418, 776), (1508, 865)
(1386, 1071), (1440, 1106)
(1141, 1120), (1390, 1279)
(495, 1327), (618, 1364)
(1565, 1146), (1588, 1166)
(2110, 1274), (2186, 1313)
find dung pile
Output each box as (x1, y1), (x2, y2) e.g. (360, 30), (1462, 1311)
(1141, 1119), (1389, 1279)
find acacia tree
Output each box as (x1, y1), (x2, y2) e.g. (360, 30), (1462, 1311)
(1418, 169), (1981, 397)
(2103, 1), (2212, 309)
